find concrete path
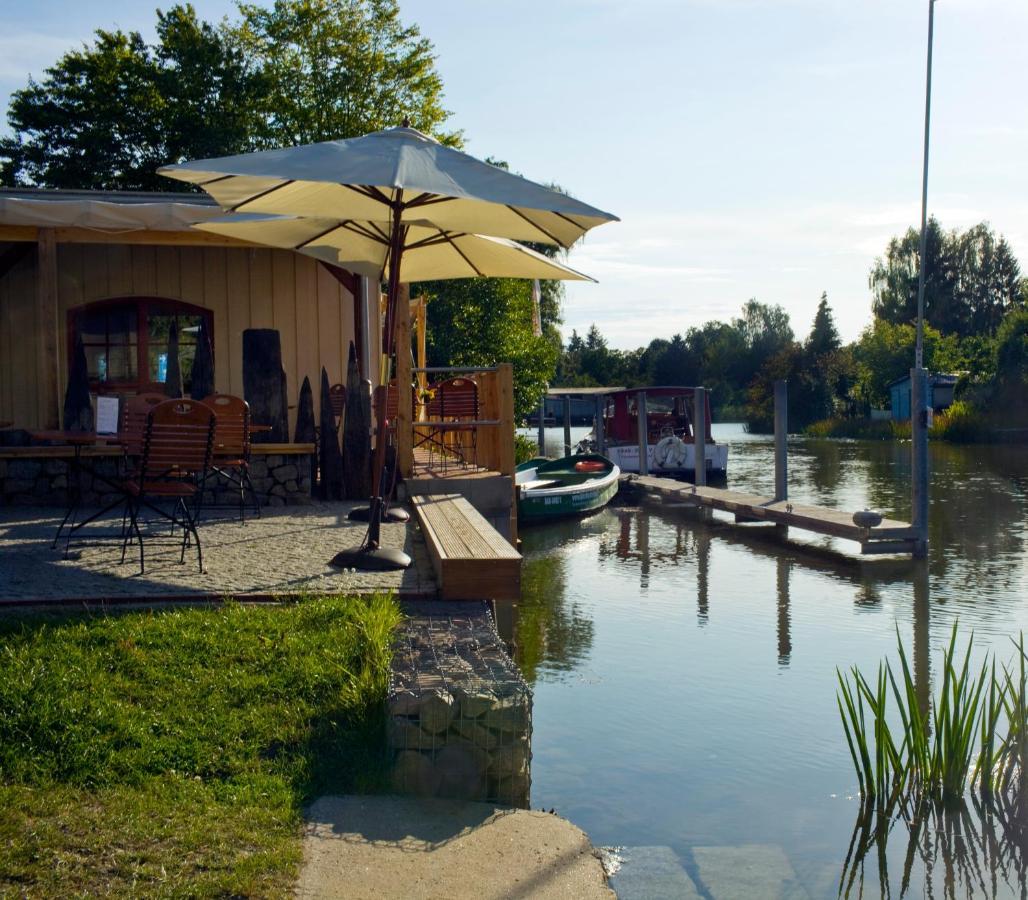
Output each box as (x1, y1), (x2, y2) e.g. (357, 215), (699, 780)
(0, 502), (435, 603)
(296, 795), (613, 900)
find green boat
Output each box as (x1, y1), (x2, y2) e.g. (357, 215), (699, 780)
(515, 453), (620, 524)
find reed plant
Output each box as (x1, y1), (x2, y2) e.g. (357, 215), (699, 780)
(838, 624), (1028, 807)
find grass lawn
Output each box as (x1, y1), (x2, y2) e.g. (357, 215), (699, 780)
(0, 595), (402, 898)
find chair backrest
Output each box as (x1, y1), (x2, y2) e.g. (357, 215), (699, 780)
(428, 377), (478, 420)
(140, 399), (215, 481)
(329, 383), (346, 423)
(119, 392), (167, 456)
(201, 393), (250, 458)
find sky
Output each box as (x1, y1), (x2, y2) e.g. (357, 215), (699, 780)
(3, 0), (1027, 349)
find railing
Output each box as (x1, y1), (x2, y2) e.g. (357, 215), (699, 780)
(395, 364), (515, 478)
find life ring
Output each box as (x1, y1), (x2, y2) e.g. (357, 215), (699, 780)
(575, 460), (607, 473)
(653, 435), (688, 469)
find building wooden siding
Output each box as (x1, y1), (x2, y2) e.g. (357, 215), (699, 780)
(0, 241), (373, 433)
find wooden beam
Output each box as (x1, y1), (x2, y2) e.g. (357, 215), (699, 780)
(318, 261), (359, 297)
(36, 228), (60, 429)
(0, 224), (258, 248)
(395, 282), (414, 478)
(415, 295), (427, 420)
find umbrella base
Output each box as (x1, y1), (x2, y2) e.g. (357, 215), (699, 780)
(347, 505), (410, 523)
(329, 545), (411, 571)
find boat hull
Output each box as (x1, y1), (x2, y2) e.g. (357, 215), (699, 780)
(602, 442), (728, 478)
(516, 455), (620, 523)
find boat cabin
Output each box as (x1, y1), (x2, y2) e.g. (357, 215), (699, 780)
(604, 387), (714, 445)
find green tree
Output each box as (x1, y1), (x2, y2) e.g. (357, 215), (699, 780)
(1, 1), (457, 188)
(806, 292), (841, 359)
(991, 307), (1028, 413)
(1, 5), (260, 189)
(869, 219), (1023, 338)
(852, 319), (961, 409)
(416, 277), (559, 421)
(234, 0), (458, 147)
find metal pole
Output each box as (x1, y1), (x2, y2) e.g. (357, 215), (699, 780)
(693, 387), (707, 488)
(774, 380), (788, 502)
(594, 395), (606, 455)
(911, 368), (929, 558)
(911, 0), (935, 559)
(915, 0), (936, 371)
(563, 395), (572, 457)
(537, 391), (546, 455)
(636, 391), (649, 476)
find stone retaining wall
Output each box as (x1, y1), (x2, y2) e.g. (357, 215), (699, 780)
(0, 453), (313, 507)
(389, 601), (531, 807)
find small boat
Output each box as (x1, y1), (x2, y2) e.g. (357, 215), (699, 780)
(579, 386), (728, 480)
(515, 453), (620, 523)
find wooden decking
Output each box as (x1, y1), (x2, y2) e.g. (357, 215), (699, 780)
(629, 475), (919, 555)
(411, 494), (521, 600)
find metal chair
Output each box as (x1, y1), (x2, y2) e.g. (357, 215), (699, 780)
(119, 399), (215, 574)
(201, 393), (260, 521)
(417, 376), (479, 470)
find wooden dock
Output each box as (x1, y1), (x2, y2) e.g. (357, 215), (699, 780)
(627, 475), (919, 555)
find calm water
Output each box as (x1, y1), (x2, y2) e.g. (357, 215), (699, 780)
(511, 425), (1028, 898)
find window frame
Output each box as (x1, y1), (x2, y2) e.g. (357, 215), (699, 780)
(68, 297), (214, 394)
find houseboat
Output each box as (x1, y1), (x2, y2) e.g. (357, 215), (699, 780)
(579, 387), (728, 480)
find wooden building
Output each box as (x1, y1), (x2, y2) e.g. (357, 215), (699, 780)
(0, 188), (379, 433)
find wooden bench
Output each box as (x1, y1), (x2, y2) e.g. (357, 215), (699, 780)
(411, 494), (521, 601)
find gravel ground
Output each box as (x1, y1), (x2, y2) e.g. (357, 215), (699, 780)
(0, 501), (436, 603)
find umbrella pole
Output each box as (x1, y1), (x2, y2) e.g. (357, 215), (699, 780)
(331, 200), (411, 571)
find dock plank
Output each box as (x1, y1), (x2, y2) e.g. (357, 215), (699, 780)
(630, 476), (918, 550)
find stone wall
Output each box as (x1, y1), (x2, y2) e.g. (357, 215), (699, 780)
(0, 452), (313, 507)
(389, 601), (531, 808)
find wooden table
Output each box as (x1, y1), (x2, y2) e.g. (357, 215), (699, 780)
(29, 431), (126, 553)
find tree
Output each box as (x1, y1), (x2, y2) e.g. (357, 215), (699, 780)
(416, 276), (559, 422)
(234, 0), (458, 147)
(1, 5), (260, 189)
(2, 1), (457, 188)
(806, 292), (841, 359)
(869, 219), (1023, 338)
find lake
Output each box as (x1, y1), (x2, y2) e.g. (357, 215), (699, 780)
(511, 425), (1028, 898)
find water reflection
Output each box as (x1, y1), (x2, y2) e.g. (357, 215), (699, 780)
(513, 428), (1028, 898)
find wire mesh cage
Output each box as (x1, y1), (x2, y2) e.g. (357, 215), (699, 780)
(388, 601), (532, 807)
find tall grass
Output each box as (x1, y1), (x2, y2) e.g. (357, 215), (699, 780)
(838, 623), (1028, 807)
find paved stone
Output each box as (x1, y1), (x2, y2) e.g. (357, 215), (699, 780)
(0, 502), (436, 603)
(692, 844), (809, 899)
(609, 846), (703, 899)
(297, 795), (614, 899)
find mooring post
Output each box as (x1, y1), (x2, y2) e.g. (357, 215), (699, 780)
(911, 367), (929, 558)
(774, 380), (788, 502)
(563, 395), (572, 457)
(637, 391), (649, 476)
(693, 387), (707, 488)
(595, 394), (606, 454)
(537, 391), (546, 454)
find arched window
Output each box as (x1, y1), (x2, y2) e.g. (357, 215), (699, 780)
(69, 298), (214, 394)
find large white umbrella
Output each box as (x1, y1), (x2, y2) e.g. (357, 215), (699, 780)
(194, 214), (596, 283)
(160, 125), (617, 569)
(158, 126), (616, 247)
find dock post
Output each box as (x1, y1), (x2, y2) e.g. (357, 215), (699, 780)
(637, 391), (649, 476)
(911, 367), (929, 558)
(563, 395), (572, 457)
(774, 380), (788, 502)
(537, 392), (546, 454)
(693, 387), (707, 488)
(595, 395), (606, 455)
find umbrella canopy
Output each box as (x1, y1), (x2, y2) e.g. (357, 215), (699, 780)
(195, 214), (595, 283)
(164, 321), (183, 399)
(159, 126), (617, 249)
